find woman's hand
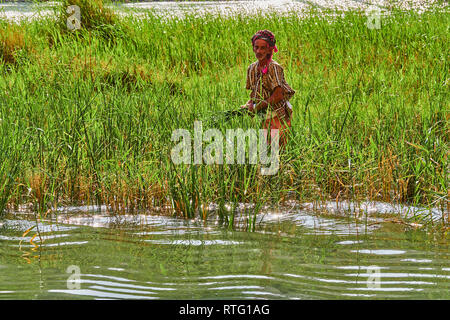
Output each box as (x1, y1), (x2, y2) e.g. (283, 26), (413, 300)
(242, 100), (255, 113)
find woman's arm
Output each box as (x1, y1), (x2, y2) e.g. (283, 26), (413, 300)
(251, 86), (284, 112)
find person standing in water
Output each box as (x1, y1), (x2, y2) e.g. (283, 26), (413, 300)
(242, 30), (295, 148)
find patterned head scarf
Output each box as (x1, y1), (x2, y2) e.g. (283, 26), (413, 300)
(251, 30), (278, 74)
(251, 29), (278, 53)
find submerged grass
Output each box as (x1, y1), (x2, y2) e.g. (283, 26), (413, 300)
(0, 3), (448, 229)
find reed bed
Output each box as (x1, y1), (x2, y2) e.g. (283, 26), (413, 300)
(0, 2), (448, 229)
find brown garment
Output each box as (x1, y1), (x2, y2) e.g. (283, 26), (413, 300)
(246, 60), (295, 120)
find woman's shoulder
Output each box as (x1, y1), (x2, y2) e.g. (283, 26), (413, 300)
(247, 61), (259, 71)
(268, 60), (284, 72)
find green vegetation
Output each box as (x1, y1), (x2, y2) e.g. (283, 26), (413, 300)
(0, 2), (448, 229)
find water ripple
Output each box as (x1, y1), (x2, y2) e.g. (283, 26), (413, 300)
(48, 289), (157, 300)
(145, 239), (243, 246)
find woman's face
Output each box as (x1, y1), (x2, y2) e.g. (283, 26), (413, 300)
(253, 39), (271, 63)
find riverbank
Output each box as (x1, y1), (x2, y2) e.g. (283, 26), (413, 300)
(0, 1), (448, 230)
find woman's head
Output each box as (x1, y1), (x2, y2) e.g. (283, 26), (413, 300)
(251, 29), (276, 48)
(251, 30), (277, 63)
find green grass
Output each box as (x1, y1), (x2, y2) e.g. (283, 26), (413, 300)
(0, 3), (448, 229)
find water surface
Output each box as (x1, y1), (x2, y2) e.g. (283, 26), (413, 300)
(1, 202), (448, 300)
(0, 0), (445, 21)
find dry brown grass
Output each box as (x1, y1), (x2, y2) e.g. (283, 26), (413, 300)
(0, 24), (33, 65)
(66, 54), (153, 90)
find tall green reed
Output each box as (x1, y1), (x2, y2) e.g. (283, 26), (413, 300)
(0, 6), (447, 228)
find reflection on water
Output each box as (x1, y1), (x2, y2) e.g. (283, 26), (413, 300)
(0, 201), (448, 300)
(0, 0), (447, 21)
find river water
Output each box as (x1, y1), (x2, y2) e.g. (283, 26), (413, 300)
(0, 0), (446, 21)
(0, 201), (448, 299)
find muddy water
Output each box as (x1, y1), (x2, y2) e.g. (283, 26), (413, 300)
(0, 202), (448, 299)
